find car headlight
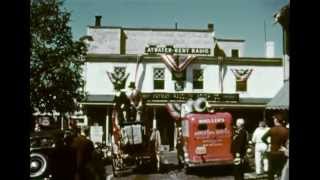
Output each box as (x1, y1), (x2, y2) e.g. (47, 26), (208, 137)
(30, 153), (48, 178)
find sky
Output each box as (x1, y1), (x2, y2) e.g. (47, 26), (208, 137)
(63, 0), (289, 57)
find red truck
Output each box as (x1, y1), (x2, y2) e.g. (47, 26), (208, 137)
(181, 112), (234, 168)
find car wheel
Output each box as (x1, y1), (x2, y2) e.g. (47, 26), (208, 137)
(30, 152), (48, 178)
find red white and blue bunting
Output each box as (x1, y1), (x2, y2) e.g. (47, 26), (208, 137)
(160, 54), (196, 73)
(230, 68), (253, 82)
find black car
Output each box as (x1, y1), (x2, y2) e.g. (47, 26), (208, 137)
(30, 130), (68, 179)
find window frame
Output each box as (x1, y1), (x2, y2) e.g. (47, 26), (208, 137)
(192, 69), (204, 90)
(231, 49), (239, 58)
(153, 67), (165, 90)
(236, 79), (248, 92)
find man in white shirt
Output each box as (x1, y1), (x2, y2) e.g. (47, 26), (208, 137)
(252, 121), (270, 175)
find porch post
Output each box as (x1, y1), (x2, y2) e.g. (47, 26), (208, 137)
(106, 107), (109, 144)
(61, 115), (64, 130)
(174, 122), (177, 150)
(153, 107), (157, 129)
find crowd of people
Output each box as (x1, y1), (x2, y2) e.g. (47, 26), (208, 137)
(232, 113), (289, 180)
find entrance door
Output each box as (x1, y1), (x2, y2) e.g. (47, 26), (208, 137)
(156, 108), (175, 151)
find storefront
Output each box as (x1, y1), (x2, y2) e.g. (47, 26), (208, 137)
(77, 17), (284, 148)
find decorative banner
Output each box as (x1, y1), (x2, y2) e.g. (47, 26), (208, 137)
(142, 93), (239, 102)
(165, 103), (181, 121)
(230, 69), (253, 82)
(160, 54), (196, 73)
(90, 125), (103, 143)
(106, 71), (129, 90)
(145, 46), (210, 55)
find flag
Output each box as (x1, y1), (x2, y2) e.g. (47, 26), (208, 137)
(214, 43), (226, 58)
(214, 42), (227, 93)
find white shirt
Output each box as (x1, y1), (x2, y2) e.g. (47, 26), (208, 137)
(252, 127), (270, 144)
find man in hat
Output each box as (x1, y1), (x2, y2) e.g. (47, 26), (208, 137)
(127, 82), (143, 122)
(232, 118), (249, 180)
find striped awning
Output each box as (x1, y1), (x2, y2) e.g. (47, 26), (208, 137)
(266, 81), (289, 110)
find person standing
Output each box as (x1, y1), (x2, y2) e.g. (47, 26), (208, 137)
(71, 128), (95, 180)
(176, 127), (185, 167)
(232, 118), (248, 180)
(280, 138), (289, 180)
(252, 121), (270, 175)
(262, 114), (289, 180)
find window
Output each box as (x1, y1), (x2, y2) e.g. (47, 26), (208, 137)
(114, 67), (126, 77)
(153, 68), (165, 90)
(236, 80), (247, 92)
(193, 69), (203, 89)
(198, 124), (208, 131)
(216, 122), (226, 130)
(231, 49), (239, 58)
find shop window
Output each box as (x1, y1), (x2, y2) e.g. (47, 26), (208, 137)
(236, 80), (247, 92)
(193, 69), (203, 89)
(114, 67), (126, 77)
(231, 49), (239, 58)
(153, 68), (165, 90)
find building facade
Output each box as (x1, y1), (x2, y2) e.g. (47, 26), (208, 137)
(78, 16), (284, 149)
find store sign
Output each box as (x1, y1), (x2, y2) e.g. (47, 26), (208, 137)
(142, 93), (239, 102)
(90, 126), (103, 143)
(145, 46), (211, 55)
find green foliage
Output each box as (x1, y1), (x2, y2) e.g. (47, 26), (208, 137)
(31, 0), (87, 114)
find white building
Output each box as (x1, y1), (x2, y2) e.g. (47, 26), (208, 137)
(79, 16), (284, 149)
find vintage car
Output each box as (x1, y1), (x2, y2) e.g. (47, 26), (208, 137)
(30, 130), (65, 179)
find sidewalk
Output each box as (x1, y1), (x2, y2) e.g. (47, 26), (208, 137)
(244, 172), (268, 180)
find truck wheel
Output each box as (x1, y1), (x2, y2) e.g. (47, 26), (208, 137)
(184, 164), (191, 174)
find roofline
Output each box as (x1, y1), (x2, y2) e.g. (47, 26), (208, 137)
(87, 25), (213, 33)
(85, 54), (283, 66)
(216, 38), (245, 42)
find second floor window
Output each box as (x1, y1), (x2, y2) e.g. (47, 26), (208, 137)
(231, 49), (239, 58)
(153, 68), (165, 90)
(193, 69), (203, 89)
(114, 67), (126, 77)
(236, 80), (247, 92)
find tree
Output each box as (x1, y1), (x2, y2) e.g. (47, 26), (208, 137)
(31, 0), (87, 115)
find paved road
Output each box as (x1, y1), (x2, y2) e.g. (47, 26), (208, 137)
(104, 151), (268, 180)
(105, 163), (268, 180)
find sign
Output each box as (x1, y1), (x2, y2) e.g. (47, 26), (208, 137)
(145, 46), (211, 55)
(142, 93), (239, 102)
(38, 116), (51, 126)
(90, 126), (103, 143)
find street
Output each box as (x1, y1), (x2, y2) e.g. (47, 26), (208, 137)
(104, 163), (268, 180)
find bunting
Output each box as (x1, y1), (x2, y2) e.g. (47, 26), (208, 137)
(160, 54), (196, 73)
(231, 69), (253, 82)
(106, 71), (129, 90)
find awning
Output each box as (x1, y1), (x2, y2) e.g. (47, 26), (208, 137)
(266, 81), (289, 110)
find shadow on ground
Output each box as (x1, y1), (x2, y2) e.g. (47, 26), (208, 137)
(185, 165), (234, 177)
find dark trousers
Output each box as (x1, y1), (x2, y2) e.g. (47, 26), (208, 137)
(233, 163), (244, 180)
(267, 152), (287, 180)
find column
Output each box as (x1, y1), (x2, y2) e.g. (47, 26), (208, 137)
(174, 122), (177, 150)
(106, 107), (109, 144)
(61, 116), (64, 130)
(153, 107), (157, 129)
